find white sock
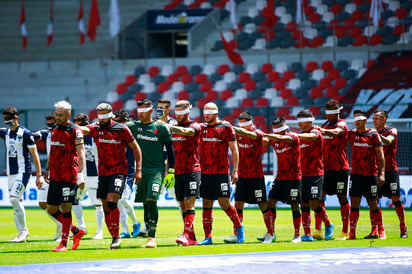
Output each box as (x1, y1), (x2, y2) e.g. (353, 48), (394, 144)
(95, 205), (104, 234)
(118, 201), (129, 234)
(72, 204), (86, 230)
(123, 199), (139, 225)
(10, 198), (27, 233)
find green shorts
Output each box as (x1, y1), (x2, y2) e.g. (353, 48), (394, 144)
(135, 169), (164, 202)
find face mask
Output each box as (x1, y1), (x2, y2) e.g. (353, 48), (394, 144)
(47, 123), (55, 129)
(156, 109), (165, 119)
(5, 120), (14, 129)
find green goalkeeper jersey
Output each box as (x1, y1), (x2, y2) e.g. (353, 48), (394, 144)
(126, 120), (172, 172)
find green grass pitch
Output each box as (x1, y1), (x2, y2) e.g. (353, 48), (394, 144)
(0, 207), (411, 266)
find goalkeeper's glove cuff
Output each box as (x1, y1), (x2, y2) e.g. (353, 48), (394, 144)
(77, 172), (85, 186)
(168, 168), (175, 174)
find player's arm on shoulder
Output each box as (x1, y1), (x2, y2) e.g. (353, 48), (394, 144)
(78, 125), (91, 136)
(232, 126), (258, 139)
(129, 140), (142, 184)
(320, 127), (344, 137)
(170, 125), (195, 136)
(263, 132), (293, 143)
(297, 132), (318, 140)
(379, 132), (395, 145)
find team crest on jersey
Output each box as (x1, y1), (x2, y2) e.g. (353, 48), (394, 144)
(154, 128), (159, 134)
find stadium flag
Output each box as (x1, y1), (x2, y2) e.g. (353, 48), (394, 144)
(219, 31), (244, 65)
(20, 1), (27, 50)
(261, 0), (276, 30)
(369, 0), (383, 28)
(229, 0), (239, 32)
(46, 0), (53, 47)
(296, 0), (307, 28)
(87, 0), (101, 41)
(109, 0), (120, 37)
(78, 0), (85, 44)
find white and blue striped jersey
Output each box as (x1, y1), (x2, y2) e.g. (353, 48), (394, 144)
(34, 129), (52, 155)
(84, 135), (98, 177)
(0, 126), (36, 175)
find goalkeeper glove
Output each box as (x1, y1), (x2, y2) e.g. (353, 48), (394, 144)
(164, 168), (175, 189)
(76, 173), (86, 200)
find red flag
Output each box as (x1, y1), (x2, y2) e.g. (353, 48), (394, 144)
(20, 1), (27, 50)
(220, 32), (244, 65)
(78, 0), (85, 44)
(87, 0), (100, 41)
(261, 0), (276, 30)
(47, 0), (53, 47)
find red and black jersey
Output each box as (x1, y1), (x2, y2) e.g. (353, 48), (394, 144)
(237, 129), (264, 178)
(87, 121), (134, 176)
(199, 121), (236, 175)
(172, 120), (201, 175)
(378, 126), (398, 171)
(299, 128), (324, 177)
(322, 118), (350, 171)
(348, 128), (383, 176)
(269, 132), (302, 181)
(49, 122), (83, 183)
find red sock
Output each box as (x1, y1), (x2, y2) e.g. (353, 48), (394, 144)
(293, 216), (301, 237)
(104, 211), (113, 237)
(233, 209), (243, 235)
(263, 210), (273, 235)
(315, 211), (322, 231)
(61, 214), (72, 246)
(320, 201), (325, 208)
(270, 209), (277, 234)
(55, 211), (64, 224)
(202, 208), (213, 238)
(183, 212), (195, 239)
(349, 209), (359, 235)
(373, 208), (383, 231)
(224, 205), (242, 229)
(110, 208), (120, 238)
(302, 210), (311, 235)
(395, 203), (406, 227)
(321, 207), (331, 227)
(369, 208), (377, 233)
(341, 203), (350, 233)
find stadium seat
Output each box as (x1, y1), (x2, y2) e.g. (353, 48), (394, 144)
(321, 60), (334, 72)
(280, 88), (292, 99)
(189, 64), (202, 75)
(309, 106), (321, 117)
(200, 81), (213, 92)
(112, 100), (124, 111)
(261, 63), (273, 74)
(106, 91), (118, 103)
(334, 77), (347, 89)
(125, 75), (137, 86)
(326, 86), (339, 98)
(286, 96), (299, 106)
(171, 81), (184, 92)
(267, 71), (280, 81)
(88, 109), (98, 121)
(275, 62), (288, 74)
(177, 90), (189, 100)
(319, 78), (332, 89)
(238, 72), (251, 83)
(264, 88), (278, 99)
(220, 89), (233, 100)
(134, 66), (146, 76)
(277, 107), (289, 117)
(274, 79), (286, 90)
(369, 33), (382, 45)
(241, 98), (254, 107)
(195, 73), (208, 84)
(235, 88), (247, 99)
(312, 69), (325, 81)
(327, 69), (341, 80)
(167, 73), (179, 84)
(270, 96), (284, 107)
(214, 80), (227, 92)
(223, 72), (237, 83)
(134, 92), (146, 101)
(203, 64), (216, 75)
(148, 66), (160, 77)
(287, 79), (301, 90)
(206, 90), (219, 100)
(181, 73), (193, 84)
(176, 65), (188, 76)
(197, 97), (210, 108)
(256, 97), (269, 107)
(246, 63), (259, 74)
(305, 61), (318, 72)
(157, 82), (170, 93)
(244, 80), (256, 91)
(310, 87), (324, 98)
(116, 83), (128, 94)
(218, 64), (230, 75)
(124, 99), (137, 112)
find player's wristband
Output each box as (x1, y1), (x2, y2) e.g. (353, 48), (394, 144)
(77, 172), (85, 186)
(168, 168), (175, 174)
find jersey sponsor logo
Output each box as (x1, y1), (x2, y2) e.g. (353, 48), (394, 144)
(202, 137), (222, 142)
(323, 135), (334, 139)
(276, 147), (292, 154)
(299, 143), (309, 149)
(136, 134), (159, 142)
(173, 136), (187, 141)
(354, 142), (372, 148)
(98, 138), (121, 144)
(50, 141), (66, 146)
(238, 143), (254, 148)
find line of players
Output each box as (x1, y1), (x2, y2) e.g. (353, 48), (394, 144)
(0, 97), (407, 251)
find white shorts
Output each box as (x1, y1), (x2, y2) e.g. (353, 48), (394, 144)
(86, 176), (102, 206)
(8, 173), (29, 199)
(38, 182), (49, 202)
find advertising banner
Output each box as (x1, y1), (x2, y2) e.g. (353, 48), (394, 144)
(147, 9), (211, 31)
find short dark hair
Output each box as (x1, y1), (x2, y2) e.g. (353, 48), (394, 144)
(45, 112), (56, 120)
(272, 116), (285, 126)
(158, 99), (171, 108)
(297, 109), (314, 118)
(114, 108), (129, 122)
(2, 106), (18, 118)
(374, 109), (388, 119)
(353, 109), (367, 116)
(73, 113), (89, 124)
(325, 99), (340, 110)
(137, 98), (153, 108)
(238, 112), (252, 121)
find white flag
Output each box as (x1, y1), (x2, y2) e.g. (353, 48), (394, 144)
(109, 0), (121, 37)
(296, 0), (307, 27)
(370, 0), (383, 28)
(229, 0), (239, 32)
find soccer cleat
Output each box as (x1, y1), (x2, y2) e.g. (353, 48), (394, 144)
(54, 223), (62, 241)
(291, 235), (302, 243)
(187, 238), (197, 246)
(335, 232), (348, 241)
(71, 228), (85, 250)
(256, 234), (267, 241)
(262, 233), (276, 244)
(325, 223), (334, 240)
(312, 229), (323, 240)
(301, 234), (314, 242)
(138, 226), (149, 238)
(198, 237), (213, 245)
(52, 243), (68, 252)
(348, 232), (356, 240)
(110, 237), (121, 249)
(223, 234), (238, 244)
(176, 235), (188, 246)
(132, 223), (141, 238)
(235, 225), (245, 244)
(401, 227), (408, 238)
(120, 232), (131, 238)
(364, 232), (378, 239)
(141, 237), (157, 248)
(378, 228), (387, 240)
(92, 231), (103, 240)
(15, 230), (29, 243)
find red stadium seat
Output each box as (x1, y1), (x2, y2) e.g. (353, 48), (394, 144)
(274, 79), (286, 90)
(286, 96), (299, 106)
(334, 78), (347, 89)
(304, 5), (314, 16)
(218, 64), (230, 75)
(277, 107), (289, 117)
(309, 13), (321, 24)
(197, 97), (209, 108)
(116, 83), (128, 94)
(319, 78), (332, 89)
(223, 115), (235, 124)
(148, 66), (160, 77)
(309, 36), (323, 48)
(331, 4), (342, 15)
(282, 70), (295, 81)
(200, 81), (213, 92)
(261, 63), (273, 74)
(88, 109), (98, 121)
(112, 100), (124, 111)
(309, 106), (321, 117)
(351, 10), (363, 22)
(310, 87), (323, 98)
(305, 61), (318, 72)
(349, 26), (362, 38)
(177, 90), (189, 100)
(176, 65), (188, 76)
(256, 97), (269, 107)
(352, 35), (368, 46)
(241, 98), (254, 107)
(181, 73), (193, 84)
(280, 88), (292, 99)
(326, 86), (339, 98)
(167, 73), (179, 84)
(134, 92), (146, 101)
(195, 73), (208, 84)
(396, 8), (408, 19)
(221, 89), (233, 100)
(157, 82), (170, 93)
(206, 90), (219, 100)
(238, 72), (251, 83)
(125, 75), (137, 86)
(321, 60), (334, 72)
(369, 33), (382, 46)
(335, 27), (347, 38)
(267, 71), (280, 81)
(232, 108), (244, 117)
(327, 69), (340, 80)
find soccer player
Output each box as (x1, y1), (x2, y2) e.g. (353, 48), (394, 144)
(347, 109), (386, 240)
(156, 99), (177, 126)
(1, 107), (43, 243)
(80, 103), (142, 249)
(296, 110), (333, 242)
(224, 112), (274, 244)
(318, 100), (350, 240)
(167, 100), (201, 246)
(45, 101), (86, 252)
(73, 113), (103, 240)
(372, 110), (407, 238)
(33, 113), (62, 241)
(113, 109), (141, 239)
(264, 117), (302, 243)
(126, 99), (175, 248)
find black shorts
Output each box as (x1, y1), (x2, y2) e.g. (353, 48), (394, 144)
(379, 170), (400, 198)
(324, 170), (349, 196)
(268, 179), (302, 204)
(97, 174), (126, 199)
(235, 177), (267, 204)
(301, 175), (324, 203)
(47, 180), (79, 206)
(349, 173), (378, 200)
(200, 174), (231, 200)
(175, 171), (201, 202)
